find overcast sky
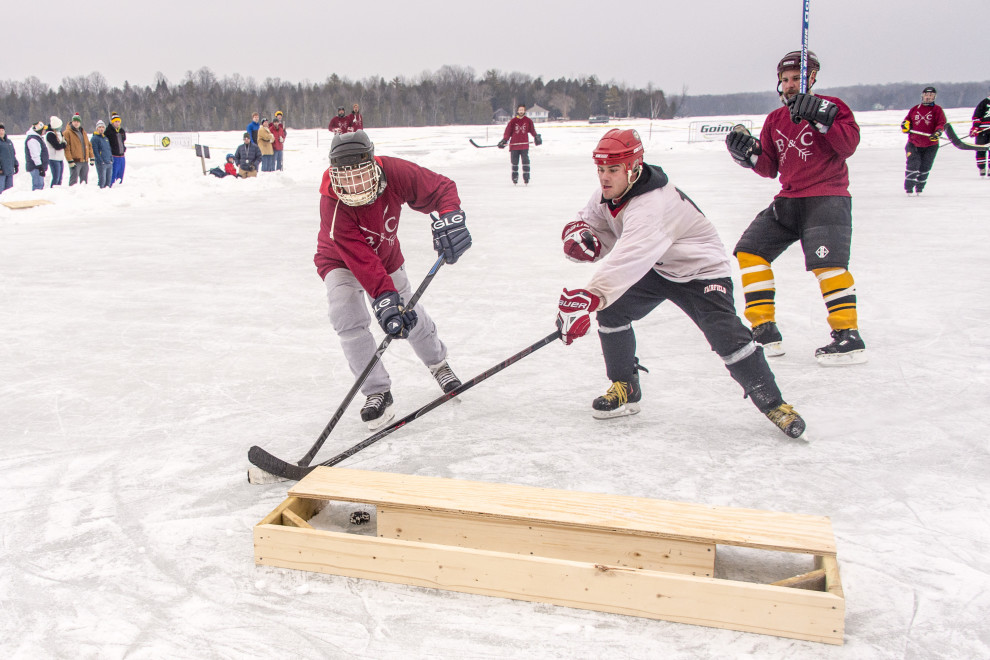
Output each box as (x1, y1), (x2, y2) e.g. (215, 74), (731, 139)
(5, 0), (985, 97)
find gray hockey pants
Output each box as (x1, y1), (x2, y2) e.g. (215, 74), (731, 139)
(324, 264), (447, 396)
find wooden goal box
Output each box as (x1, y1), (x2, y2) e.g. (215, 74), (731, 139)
(255, 467), (844, 644)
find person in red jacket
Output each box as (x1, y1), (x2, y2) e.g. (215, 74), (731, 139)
(316, 130), (472, 428)
(328, 106), (349, 135)
(725, 50), (866, 366)
(900, 86), (947, 194)
(271, 110), (287, 171)
(497, 104), (541, 184)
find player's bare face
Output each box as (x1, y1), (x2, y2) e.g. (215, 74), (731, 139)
(779, 69), (816, 100)
(598, 164), (628, 200)
(922, 92), (936, 104)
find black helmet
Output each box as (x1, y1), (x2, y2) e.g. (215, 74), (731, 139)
(777, 50), (820, 78)
(922, 86), (936, 95)
(329, 130), (381, 206)
(329, 130), (375, 167)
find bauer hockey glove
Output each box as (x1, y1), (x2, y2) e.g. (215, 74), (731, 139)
(787, 93), (839, 133)
(556, 288), (601, 346)
(373, 291), (418, 339)
(726, 127), (762, 168)
(561, 220), (601, 263)
(901, 119), (911, 133)
(431, 210), (472, 264)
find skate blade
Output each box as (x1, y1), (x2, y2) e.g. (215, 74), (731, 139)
(247, 466), (291, 485)
(366, 405), (395, 430)
(816, 350), (867, 366)
(760, 341), (785, 357)
(592, 402), (641, 420)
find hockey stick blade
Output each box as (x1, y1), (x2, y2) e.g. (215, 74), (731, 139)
(248, 445), (315, 481)
(469, 138), (500, 148)
(944, 123), (990, 151)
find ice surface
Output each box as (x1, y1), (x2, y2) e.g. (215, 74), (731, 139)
(2, 111), (989, 659)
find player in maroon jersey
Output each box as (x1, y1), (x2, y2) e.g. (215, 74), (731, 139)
(971, 91), (990, 176)
(725, 50), (866, 366)
(901, 86), (947, 194)
(315, 131), (472, 428)
(497, 105), (542, 184)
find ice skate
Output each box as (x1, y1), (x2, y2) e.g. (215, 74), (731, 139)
(360, 391), (394, 430)
(752, 322), (785, 357)
(429, 360), (462, 393)
(592, 373), (642, 419)
(815, 328), (867, 366)
(765, 403), (806, 439)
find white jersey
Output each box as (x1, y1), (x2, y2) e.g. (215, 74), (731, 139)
(577, 165), (732, 308)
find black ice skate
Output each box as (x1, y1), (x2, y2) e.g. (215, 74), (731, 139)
(360, 391), (394, 430)
(765, 403), (806, 439)
(815, 328), (867, 366)
(592, 372), (642, 419)
(752, 321), (785, 357)
(429, 360), (462, 393)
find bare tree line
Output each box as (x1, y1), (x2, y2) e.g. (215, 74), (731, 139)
(0, 66), (680, 133)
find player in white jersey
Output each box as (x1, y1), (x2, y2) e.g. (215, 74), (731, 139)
(555, 129), (805, 438)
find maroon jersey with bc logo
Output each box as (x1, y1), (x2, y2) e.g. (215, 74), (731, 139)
(904, 103), (947, 147)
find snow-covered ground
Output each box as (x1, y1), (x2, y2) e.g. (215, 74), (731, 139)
(2, 111), (988, 659)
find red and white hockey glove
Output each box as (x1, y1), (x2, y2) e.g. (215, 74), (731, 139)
(556, 288), (601, 346)
(561, 221), (601, 263)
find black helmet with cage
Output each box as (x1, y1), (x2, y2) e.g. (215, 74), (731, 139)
(328, 130), (383, 206)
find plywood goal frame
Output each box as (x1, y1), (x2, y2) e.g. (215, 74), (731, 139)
(255, 467), (844, 644)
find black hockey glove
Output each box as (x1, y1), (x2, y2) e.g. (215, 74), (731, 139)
(431, 210), (472, 264)
(497, 139), (507, 149)
(534, 134), (542, 146)
(787, 93), (839, 133)
(372, 291), (418, 339)
(726, 128), (762, 169)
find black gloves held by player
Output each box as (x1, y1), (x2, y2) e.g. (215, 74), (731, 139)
(497, 139), (507, 149)
(788, 93), (839, 133)
(373, 290), (418, 339)
(726, 127), (762, 169)
(534, 134), (542, 146)
(431, 210), (472, 264)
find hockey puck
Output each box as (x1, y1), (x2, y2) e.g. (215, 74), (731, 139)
(349, 511), (371, 525)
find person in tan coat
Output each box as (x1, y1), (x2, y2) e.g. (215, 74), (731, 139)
(62, 113), (94, 185)
(258, 118), (275, 172)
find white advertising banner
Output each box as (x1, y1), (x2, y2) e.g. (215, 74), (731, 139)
(153, 132), (198, 150)
(688, 120), (754, 143)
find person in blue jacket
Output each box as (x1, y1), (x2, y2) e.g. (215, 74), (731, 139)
(246, 111), (260, 143)
(91, 120), (114, 188)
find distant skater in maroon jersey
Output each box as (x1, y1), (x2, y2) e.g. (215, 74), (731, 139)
(901, 86), (947, 194)
(497, 104), (541, 185)
(725, 50), (866, 366)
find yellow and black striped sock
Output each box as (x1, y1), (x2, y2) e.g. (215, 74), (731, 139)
(737, 252), (776, 328)
(813, 267), (857, 330)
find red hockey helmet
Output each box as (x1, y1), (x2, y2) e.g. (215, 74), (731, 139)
(777, 50), (820, 78)
(593, 129), (644, 173)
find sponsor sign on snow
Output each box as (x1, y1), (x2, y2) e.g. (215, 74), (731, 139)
(688, 120), (754, 143)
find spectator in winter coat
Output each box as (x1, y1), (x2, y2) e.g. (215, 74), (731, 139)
(106, 112), (127, 184)
(328, 106), (349, 134)
(208, 154), (238, 179)
(246, 112), (260, 143)
(91, 120), (114, 188)
(270, 110), (287, 171)
(63, 114), (94, 186)
(0, 123), (19, 194)
(349, 103), (363, 132)
(24, 121), (49, 190)
(45, 116), (67, 187)
(258, 118), (275, 172)
(233, 133), (262, 177)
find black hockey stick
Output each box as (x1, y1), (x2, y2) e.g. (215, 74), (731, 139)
(290, 254), (446, 468)
(944, 123), (990, 151)
(248, 329), (562, 481)
(469, 139), (501, 148)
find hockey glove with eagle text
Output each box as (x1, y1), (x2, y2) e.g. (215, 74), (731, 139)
(561, 221), (601, 263)
(431, 210), (472, 264)
(373, 291), (418, 339)
(557, 288), (601, 345)
(726, 126), (762, 168)
(787, 93), (839, 133)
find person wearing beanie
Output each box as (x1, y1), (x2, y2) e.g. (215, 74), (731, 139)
(258, 118), (275, 171)
(91, 120), (114, 188)
(233, 132), (261, 177)
(62, 113), (94, 186)
(0, 123), (20, 195)
(106, 112), (127, 184)
(271, 111), (287, 171)
(901, 86), (947, 194)
(44, 115), (67, 187)
(24, 121), (49, 190)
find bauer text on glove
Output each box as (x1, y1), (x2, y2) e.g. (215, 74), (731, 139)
(556, 288), (601, 345)
(561, 220), (601, 262)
